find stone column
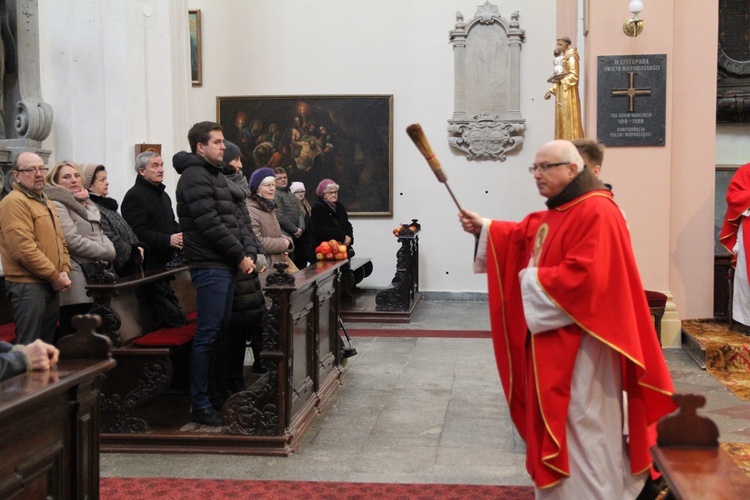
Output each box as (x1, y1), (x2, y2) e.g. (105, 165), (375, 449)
(506, 13), (524, 121)
(449, 14), (468, 122)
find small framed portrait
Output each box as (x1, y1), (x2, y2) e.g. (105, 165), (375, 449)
(189, 10), (202, 86)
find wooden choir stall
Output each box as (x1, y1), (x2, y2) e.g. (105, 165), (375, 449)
(86, 260), (349, 455)
(0, 316), (115, 499)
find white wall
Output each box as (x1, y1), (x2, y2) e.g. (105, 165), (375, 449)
(185, 0), (557, 291)
(717, 124), (750, 166)
(38, 0), (190, 206)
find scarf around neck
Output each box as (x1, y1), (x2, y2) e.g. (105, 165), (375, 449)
(545, 166), (607, 209)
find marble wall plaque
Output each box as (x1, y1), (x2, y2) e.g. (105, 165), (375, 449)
(447, 2), (525, 161)
(596, 54), (666, 147)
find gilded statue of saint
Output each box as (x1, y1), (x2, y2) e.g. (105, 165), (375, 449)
(544, 37), (584, 141)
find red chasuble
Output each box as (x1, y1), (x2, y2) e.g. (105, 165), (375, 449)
(486, 189), (675, 489)
(720, 162), (750, 277)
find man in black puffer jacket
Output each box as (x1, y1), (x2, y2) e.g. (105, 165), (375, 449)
(174, 121), (258, 427)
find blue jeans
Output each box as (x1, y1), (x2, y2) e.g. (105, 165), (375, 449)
(5, 281), (59, 345)
(189, 268), (236, 411)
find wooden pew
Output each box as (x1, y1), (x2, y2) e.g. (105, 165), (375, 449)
(651, 393), (750, 499)
(0, 314), (115, 499)
(341, 221), (421, 323)
(90, 260), (348, 455)
(376, 222), (420, 315)
(85, 263), (197, 434)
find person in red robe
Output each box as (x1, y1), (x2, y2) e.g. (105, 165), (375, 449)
(719, 162), (750, 329)
(460, 140), (675, 498)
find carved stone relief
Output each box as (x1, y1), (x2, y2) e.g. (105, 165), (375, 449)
(448, 2), (525, 161)
(716, 0), (750, 123)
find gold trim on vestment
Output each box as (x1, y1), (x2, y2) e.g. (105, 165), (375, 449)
(487, 220), (514, 404)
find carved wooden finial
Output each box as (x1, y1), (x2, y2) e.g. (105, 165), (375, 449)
(58, 314), (113, 360)
(656, 393), (719, 448)
(265, 261), (296, 286)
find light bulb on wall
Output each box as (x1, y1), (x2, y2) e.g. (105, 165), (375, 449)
(624, 0), (644, 37)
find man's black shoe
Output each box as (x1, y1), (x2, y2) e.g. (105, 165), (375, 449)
(191, 408), (223, 427)
(341, 347), (357, 359)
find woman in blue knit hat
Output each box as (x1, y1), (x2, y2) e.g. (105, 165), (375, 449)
(246, 167), (296, 272)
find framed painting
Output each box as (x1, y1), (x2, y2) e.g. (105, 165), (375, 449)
(217, 95), (393, 216)
(189, 10), (202, 86)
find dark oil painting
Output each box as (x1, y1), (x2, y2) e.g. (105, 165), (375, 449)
(217, 95), (393, 216)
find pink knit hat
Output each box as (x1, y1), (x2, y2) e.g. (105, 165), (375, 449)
(316, 179), (338, 197)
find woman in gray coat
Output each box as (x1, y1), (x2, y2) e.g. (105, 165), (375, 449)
(45, 161), (115, 339)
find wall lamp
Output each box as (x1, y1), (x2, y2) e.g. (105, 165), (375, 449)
(623, 0), (644, 37)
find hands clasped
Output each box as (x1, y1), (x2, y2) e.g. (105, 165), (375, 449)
(53, 271), (72, 292)
(238, 256), (256, 274)
(22, 339), (60, 372)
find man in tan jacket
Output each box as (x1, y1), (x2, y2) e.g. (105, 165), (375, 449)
(0, 152), (71, 344)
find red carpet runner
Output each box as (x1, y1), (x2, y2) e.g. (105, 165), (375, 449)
(100, 478), (533, 499)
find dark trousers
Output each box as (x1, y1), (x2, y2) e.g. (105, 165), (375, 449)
(5, 281), (59, 345)
(189, 268), (236, 411)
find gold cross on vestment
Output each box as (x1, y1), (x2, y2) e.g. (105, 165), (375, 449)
(611, 72), (652, 112)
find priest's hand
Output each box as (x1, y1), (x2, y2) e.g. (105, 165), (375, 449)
(459, 210), (482, 236)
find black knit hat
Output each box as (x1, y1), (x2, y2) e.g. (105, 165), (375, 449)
(224, 140), (241, 164)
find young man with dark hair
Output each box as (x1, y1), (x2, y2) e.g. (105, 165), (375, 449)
(174, 121), (257, 426)
(572, 138), (604, 178)
(573, 138), (613, 192)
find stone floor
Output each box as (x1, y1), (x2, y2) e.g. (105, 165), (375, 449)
(101, 299), (750, 485)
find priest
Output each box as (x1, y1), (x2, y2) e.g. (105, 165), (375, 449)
(459, 140), (675, 498)
(720, 162), (750, 330)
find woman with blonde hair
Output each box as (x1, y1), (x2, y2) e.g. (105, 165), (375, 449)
(45, 160), (115, 339)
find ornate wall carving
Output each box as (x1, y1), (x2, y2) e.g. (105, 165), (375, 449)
(448, 2), (525, 160)
(717, 0), (750, 123)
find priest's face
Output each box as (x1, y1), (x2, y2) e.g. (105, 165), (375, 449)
(532, 142), (579, 198)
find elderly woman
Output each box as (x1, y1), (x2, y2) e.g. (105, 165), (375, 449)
(308, 179), (355, 299)
(246, 167), (296, 271)
(45, 161), (115, 339)
(81, 163), (144, 277)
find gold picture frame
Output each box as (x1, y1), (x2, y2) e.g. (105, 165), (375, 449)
(189, 10), (202, 86)
(217, 95), (394, 217)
